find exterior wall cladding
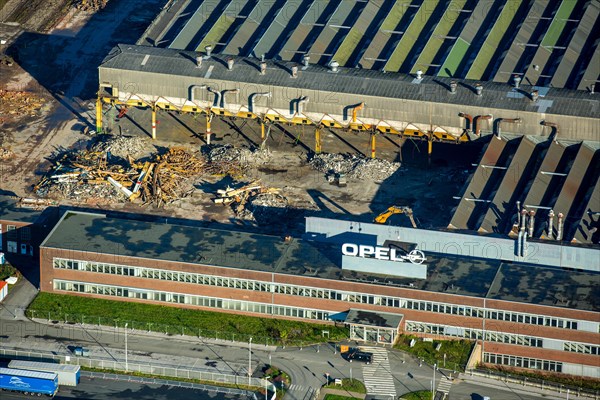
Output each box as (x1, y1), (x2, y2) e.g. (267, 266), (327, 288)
(40, 246), (599, 375)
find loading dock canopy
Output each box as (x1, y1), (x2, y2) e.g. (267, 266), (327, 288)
(345, 309), (403, 345)
(345, 309), (403, 329)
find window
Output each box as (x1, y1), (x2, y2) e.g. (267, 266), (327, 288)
(6, 225), (17, 239)
(20, 227), (31, 241)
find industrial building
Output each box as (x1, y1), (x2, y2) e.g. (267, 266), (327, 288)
(139, 0), (599, 91)
(39, 210), (600, 378)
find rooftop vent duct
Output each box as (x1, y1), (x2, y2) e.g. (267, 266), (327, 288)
(205, 45), (212, 57)
(557, 213), (564, 241)
(513, 74), (521, 89)
(227, 58), (234, 70)
(531, 90), (539, 102)
(450, 81), (457, 94)
(196, 56), (202, 68)
(302, 54), (310, 68)
(330, 60), (339, 73)
(416, 70), (423, 79)
(548, 209), (554, 239)
(291, 65), (298, 78)
(260, 61), (267, 75)
(475, 83), (483, 96)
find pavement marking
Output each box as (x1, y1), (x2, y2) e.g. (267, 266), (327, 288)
(437, 376), (453, 394)
(359, 346), (397, 397)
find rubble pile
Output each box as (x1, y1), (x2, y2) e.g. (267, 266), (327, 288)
(0, 147), (14, 160)
(248, 193), (289, 223)
(206, 144), (270, 173)
(213, 180), (287, 224)
(91, 134), (154, 160)
(309, 153), (400, 180)
(0, 90), (45, 122)
(35, 146), (206, 206)
(75, 0), (109, 11)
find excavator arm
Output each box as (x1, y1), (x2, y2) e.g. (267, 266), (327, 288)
(374, 206), (417, 228)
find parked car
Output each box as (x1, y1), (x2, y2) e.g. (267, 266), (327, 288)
(344, 350), (373, 364)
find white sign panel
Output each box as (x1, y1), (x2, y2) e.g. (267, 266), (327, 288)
(342, 243), (426, 265)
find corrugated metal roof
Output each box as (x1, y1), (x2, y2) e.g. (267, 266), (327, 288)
(449, 135), (521, 230)
(479, 135), (546, 234)
(0, 367), (57, 380)
(8, 360), (80, 373)
(99, 44), (600, 118)
(551, 141), (599, 224)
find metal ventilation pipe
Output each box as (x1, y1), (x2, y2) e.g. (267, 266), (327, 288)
(291, 65), (298, 78)
(475, 83), (483, 96)
(548, 209), (555, 239)
(531, 90), (539, 102)
(302, 54), (310, 68)
(351, 102), (365, 123)
(513, 74), (521, 89)
(541, 120), (559, 142)
(227, 58), (234, 70)
(330, 61), (339, 73)
(297, 96), (309, 114)
(522, 232), (528, 257)
(196, 56), (202, 68)
(207, 87), (221, 108)
(520, 210), (527, 232)
(557, 212), (564, 241)
(474, 114), (492, 136)
(189, 84), (207, 102)
(205, 45), (212, 57)
(249, 92), (271, 113)
(528, 210), (536, 237)
(496, 118), (522, 139)
(221, 88), (239, 108)
(450, 81), (457, 94)
(260, 61), (267, 75)
(416, 70), (423, 79)
(458, 112), (473, 132)
(516, 201), (521, 227)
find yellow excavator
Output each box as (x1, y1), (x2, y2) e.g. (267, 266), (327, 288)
(374, 206), (417, 228)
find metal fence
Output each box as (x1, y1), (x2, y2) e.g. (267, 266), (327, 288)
(26, 309), (324, 348)
(82, 371), (256, 398)
(0, 347), (268, 389)
(467, 368), (599, 399)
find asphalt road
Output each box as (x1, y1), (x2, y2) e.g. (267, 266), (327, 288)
(450, 380), (561, 400)
(0, 376), (253, 399)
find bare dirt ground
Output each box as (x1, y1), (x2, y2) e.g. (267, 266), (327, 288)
(0, 0), (484, 236)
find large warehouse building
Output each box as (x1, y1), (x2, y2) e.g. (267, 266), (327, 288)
(39, 210), (600, 378)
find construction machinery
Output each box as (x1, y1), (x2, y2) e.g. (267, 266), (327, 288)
(374, 206), (417, 228)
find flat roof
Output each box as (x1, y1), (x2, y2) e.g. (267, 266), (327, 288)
(0, 195), (44, 224)
(41, 211), (600, 312)
(99, 44), (599, 119)
(345, 309), (403, 329)
(8, 360), (80, 373)
(0, 367), (57, 380)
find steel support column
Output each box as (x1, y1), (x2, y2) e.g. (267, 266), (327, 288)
(95, 96), (103, 134)
(315, 125), (322, 154)
(206, 111), (212, 144)
(261, 120), (265, 140)
(370, 133), (376, 159)
(151, 105), (157, 140)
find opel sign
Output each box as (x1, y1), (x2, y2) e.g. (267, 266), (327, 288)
(342, 243), (426, 265)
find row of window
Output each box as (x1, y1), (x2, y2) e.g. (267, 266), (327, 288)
(52, 258), (584, 331)
(3, 225), (30, 241)
(405, 321), (544, 348)
(54, 280), (331, 321)
(564, 342), (599, 355)
(484, 352), (562, 373)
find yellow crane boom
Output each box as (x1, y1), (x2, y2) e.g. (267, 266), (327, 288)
(374, 206), (417, 228)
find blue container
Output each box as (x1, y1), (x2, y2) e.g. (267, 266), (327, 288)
(0, 367), (59, 396)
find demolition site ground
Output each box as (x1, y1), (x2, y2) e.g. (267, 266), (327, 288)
(0, 0), (483, 236)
